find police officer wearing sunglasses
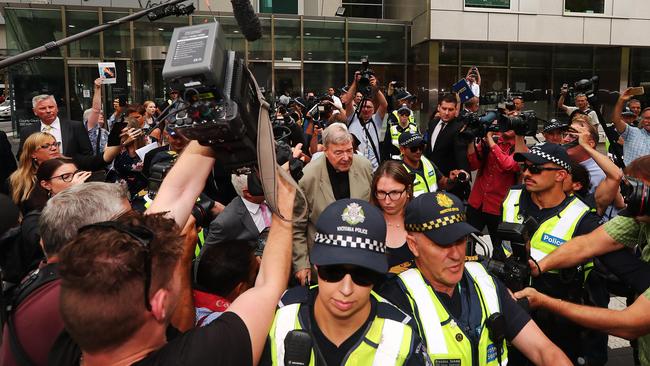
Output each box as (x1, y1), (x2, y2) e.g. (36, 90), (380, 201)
(377, 191), (571, 366)
(262, 199), (430, 366)
(503, 142), (604, 364)
(399, 132), (466, 198)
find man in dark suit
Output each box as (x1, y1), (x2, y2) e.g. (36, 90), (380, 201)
(18, 95), (106, 171)
(202, 173), (270, 250)
(424, 93), (470, 199)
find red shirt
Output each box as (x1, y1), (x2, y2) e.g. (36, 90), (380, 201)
(467, 140), (520, 215)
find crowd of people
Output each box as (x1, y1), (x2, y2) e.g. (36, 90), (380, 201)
(0, 65), (649, 366)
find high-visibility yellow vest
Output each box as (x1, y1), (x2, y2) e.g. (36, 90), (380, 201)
(502, 188), (592, 274)
(397, 263), (508, 365)
(268, 287), (419, 366)
(403, 156), (438, 197)
(389, 122), (418, 150)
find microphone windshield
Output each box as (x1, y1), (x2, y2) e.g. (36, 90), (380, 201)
(231, 0), (262, 42)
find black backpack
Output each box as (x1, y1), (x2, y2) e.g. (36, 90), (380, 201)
(0, 211), (43, 284)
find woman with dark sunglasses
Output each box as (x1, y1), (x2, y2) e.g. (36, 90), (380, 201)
(370, 160), (417, 274)
(261, 199), (429, 366)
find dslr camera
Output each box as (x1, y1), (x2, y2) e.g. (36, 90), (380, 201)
(620, 177), (650, 217)
(357, 56), (375, 96)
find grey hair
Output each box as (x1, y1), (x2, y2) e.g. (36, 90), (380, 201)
(231, 174), (248, 197)
(32, 94), (56, 109)
(39, 182), (129, 257)
(322, 122), (353, 147)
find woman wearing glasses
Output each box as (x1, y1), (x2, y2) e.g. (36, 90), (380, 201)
(8, 132), (61, 213)
(370, 160), (416, 274)
(113, 116), (148, 199)
(36, 157), (91, 198)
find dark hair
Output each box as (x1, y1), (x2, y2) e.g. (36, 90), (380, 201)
(36, 157), (75, 183)
(126, 104), (145, 116)
(370, 160), (414, 207)
(58, 211), (183, 353)
(570, 162), (591, 198)
(115, 96), (127, 107)
(438, 93), (458, 106)
(195, 240), (256, 297)
(626, 155), (650, 182)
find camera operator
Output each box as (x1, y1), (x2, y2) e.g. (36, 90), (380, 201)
(327, 86), (343, 109)
(377, 191), (571, 365)
(527, 155), (650, 365)
(558, 87), (602, 133)
(342, 70), (388, 171)
(541, 119), (566, 144)
(513, 96), (525, 114)
(462, 96), (480, 115)
(612, 87), (650, 166)
(466, 66), (481, 97)
(382, 105), (419, 161)
(399, 131), (464, 197)
(502, 143), (606, 365)
(424, 93), (471, 200)
(466, 127), (527, 260)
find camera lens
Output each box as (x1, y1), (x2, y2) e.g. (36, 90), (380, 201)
(457, 171), (469, 183)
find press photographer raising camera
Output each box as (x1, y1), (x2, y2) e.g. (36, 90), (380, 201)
(342, 69), (388, 171)
(466, 126), (527, 258)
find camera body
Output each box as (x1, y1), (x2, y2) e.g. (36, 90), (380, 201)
(357, 56), (375, 95)
(620, 177), (650, 216)
(162, 22), (262, 172)
(459, 105), (538, 142)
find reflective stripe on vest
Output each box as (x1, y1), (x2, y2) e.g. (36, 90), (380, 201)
(398, 265), (508, 365)
(390, 122), (418, 149)
(403, 156), (438, 196)
(269, 292), (414, 366)
(502, 188), (591, 271)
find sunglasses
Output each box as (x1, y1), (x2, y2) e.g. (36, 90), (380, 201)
(40, 141), (61, 150)
(48, 169), (80, 183)
(317, 265), (380, 287)
(521, 164), (564, 174)
(78, 221), (154, 311)
(409, 145), (424, 153)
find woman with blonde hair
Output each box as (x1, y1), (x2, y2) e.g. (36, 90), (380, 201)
(143, 100), (158, 132)
(9, 132), (61, 212)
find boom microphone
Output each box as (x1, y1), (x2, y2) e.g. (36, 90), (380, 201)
(230, 0), (262, 42)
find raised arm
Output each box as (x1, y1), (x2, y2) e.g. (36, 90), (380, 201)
(343, 71), (360, 118)
(612, 88), (635, 134)
(370, 75), (388, 120)
(147, 141), (216, 226)
(86, 78), (103, 128)
(226, 171), (296, 365)
(558, 90), (568, 113)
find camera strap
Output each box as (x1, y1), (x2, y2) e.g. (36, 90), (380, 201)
(251, 68), (307, 222)
(360, 118), (380, 165)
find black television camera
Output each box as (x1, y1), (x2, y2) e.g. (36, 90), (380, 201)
(357, 56), (375, 96)
(620, 176), (650, 217)
(161, 22), (262, 172)
(306, 95), (335, 127)
(459, 107), (538, 143)
(562, 76), (600, 104)
(470, 219), (536, 293)
(148, 155), (216, 228)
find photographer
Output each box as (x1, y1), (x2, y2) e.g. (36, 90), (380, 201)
(558, 86), (601, 133)
(526, 155), (650, 365)
(502, 143), (606, 365)
(466, 66), (481, 97)
(466, 127), (527, 259)
(342, 70), (388, 171)
(612, 87), (650, 165)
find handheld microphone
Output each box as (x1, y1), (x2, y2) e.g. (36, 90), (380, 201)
(230, 0), (262, 42)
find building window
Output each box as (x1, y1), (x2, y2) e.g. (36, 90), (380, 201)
(259, 0), (298, 15)
(342, 0), (383, 19)
(464, 0), (510, 9)
(564, 0), (604, 14)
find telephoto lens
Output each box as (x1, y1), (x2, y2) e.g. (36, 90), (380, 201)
(456, 171), (469, 183)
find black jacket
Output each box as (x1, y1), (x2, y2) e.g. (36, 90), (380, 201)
(424, 116), (469, 176)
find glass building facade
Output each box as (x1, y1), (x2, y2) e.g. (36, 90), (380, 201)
(1, 5), (409, 129)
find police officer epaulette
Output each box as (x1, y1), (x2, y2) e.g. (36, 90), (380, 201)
(278, 286), (310, 307)
(376, 299), (412, 325)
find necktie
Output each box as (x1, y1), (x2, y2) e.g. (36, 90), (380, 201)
(430, 122), (446, 151)
(42, 124), (52, 133)
(260, 203), (272, 228)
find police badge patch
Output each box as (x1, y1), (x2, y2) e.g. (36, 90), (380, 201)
(341, 202), (365, 225)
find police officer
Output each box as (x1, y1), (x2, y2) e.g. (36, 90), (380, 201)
(503, 142), (605, 365)
(383, 105), (419, 160)
(377, 192), (570, 365)
(399, 132), (463, 197)
(262, 199), (429, 366)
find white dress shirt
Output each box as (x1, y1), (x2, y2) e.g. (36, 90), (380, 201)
(41, 117), (63, 154)
(429, 120), (447, 152)
(242, 198), (271, 233)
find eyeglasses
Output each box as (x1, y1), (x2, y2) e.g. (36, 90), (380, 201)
(521, 164), (564, 175)
(317, 265), (380, 287)
(375, 189), (406, 201)
(39, 141), (61, 150)
(78, 221), (154, 311)
(48, 170), (80, 182)
(408, 145), (424, 153)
